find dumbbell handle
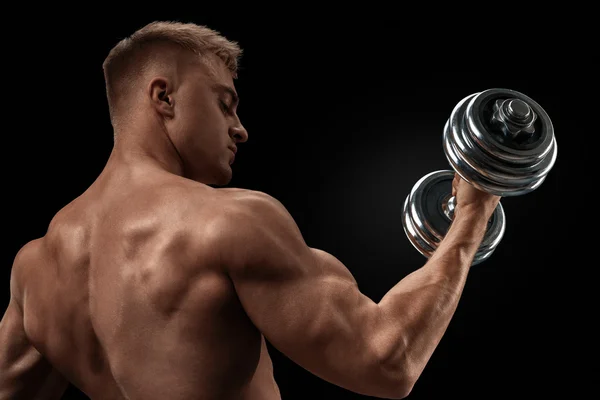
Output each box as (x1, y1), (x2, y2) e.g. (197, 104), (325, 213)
(402, 169), (506, 266)
(442, 195), (456, 220)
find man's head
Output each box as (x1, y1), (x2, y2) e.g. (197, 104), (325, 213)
(102, 21), (248, 186)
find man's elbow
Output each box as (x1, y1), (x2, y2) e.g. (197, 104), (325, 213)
(372, 361), (416, 399)
(365, 340), (418, 399)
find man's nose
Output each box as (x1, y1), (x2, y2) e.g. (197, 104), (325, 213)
(231, 121), (248, 143)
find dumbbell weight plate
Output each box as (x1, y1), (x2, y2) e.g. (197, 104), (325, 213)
(442, 88), (557, 196)
(402, 170), (506, 266)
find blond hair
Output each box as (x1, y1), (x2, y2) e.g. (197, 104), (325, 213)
(102, 21), (242, 129)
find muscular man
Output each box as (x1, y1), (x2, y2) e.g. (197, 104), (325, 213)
(0, 21), (500, 400)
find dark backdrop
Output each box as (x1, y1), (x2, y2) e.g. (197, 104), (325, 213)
(2, 10), (590, 400)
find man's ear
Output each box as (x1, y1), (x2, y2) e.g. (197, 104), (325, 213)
(148, 77), (175, 118)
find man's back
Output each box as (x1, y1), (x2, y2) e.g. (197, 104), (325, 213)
(2, 156), (499, 400)
(8, 163), (281, 400)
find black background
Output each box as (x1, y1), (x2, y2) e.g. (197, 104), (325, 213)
(2, 9), (591, 400)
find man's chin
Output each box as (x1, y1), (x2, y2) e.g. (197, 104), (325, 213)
(191, 163), (233, 187)
(211, 167), (233, 187)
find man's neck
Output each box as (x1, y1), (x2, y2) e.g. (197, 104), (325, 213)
(110, 126), (185, 177)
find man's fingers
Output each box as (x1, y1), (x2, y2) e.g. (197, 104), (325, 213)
(451, 173), (459, 197)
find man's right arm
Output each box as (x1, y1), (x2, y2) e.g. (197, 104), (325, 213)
(219, 188), (496, 399)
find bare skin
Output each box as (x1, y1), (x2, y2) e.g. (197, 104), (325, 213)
(0, 46), (500, 400)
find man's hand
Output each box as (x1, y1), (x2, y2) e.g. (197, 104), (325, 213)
(451, 173), (501, 219)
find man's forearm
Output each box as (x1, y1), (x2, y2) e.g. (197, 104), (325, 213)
(375, 208), (491, 383)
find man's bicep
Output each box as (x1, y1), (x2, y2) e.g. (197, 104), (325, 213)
(225, 193), (385, 393)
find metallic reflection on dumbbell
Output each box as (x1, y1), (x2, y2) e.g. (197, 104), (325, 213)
(402, 88), (557, 265)
(402, 170), (506, 265)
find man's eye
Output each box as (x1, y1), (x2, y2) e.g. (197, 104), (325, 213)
(220, 101), (230, 113)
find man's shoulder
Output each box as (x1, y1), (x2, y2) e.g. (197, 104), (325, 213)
(211, 188), (292, 231)
(201, 188), (296, 257)
(9, 238), (45, 307)
(205, 188), (313, 279)
(215, 188), (286, 215)
(149, 180), (282, 218)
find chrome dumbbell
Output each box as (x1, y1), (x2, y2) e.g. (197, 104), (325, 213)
(402, 88), (558, 265)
